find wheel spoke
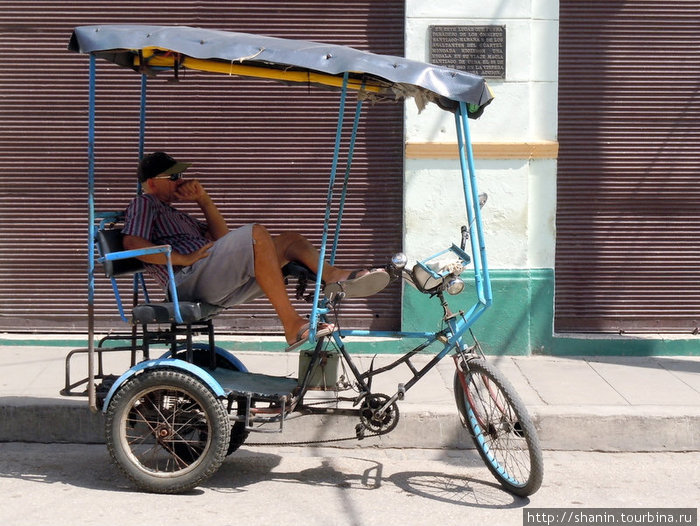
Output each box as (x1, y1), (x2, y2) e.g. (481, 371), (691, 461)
(106, 370), (230, 493)
(121, 386), (211, 473)
(469, 373), (531, 484)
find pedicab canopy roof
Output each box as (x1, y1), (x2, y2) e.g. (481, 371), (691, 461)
(69, 24), (493, 116)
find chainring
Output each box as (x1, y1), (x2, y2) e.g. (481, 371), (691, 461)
(359, 393), (400, 435)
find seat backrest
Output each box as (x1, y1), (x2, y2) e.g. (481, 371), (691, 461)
(97, 228), (145, 278)
(97, 227), (224, 324)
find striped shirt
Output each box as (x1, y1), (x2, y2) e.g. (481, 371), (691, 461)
(122, 193), (209, 288)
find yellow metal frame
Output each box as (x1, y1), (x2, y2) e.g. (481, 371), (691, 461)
(134, 47), (383, 94)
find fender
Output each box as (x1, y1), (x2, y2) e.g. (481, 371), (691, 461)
(101, 357), (227, 413)
(159, 343), (249, 373)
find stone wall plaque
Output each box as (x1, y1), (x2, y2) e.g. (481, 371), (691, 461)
(429, 25), (506, 79)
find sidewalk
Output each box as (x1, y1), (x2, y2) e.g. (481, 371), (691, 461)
(1, 344), (698, 451)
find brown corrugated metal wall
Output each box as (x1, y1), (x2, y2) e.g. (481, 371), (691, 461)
(556, 1), (700, 333)
(0, 1), (404, 333)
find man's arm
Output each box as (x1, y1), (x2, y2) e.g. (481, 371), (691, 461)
(122, 234), (213, 266)
(175, 180), (229, 240)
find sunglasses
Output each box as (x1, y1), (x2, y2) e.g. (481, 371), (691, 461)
(153, 172), (183, 181)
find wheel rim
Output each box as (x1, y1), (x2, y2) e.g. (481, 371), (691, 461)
(119, 386), (213, 477)
(465, 372), (532, 488)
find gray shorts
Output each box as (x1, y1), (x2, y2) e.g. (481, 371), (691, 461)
(174, 223), (263, 307)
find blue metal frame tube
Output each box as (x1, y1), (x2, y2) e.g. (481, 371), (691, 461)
(449, 101), (492, 339)
(459, 102), (492, 306)
(133, 74), (148, 310)
(309, 72), (350, 339)
(138, 74), (147, 162)
(455, 104), (482, 301)
(455, 102), (491, 308)
(87, 54), (97, 411)
(87, 55), (96, 307)
(330, 94), (363, 265)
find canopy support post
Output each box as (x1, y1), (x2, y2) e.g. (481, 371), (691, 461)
(455, 101), (492, 319)
(329, 90), (363, 265)
(131, 74), (149, 320)
(138, 75), (148, 171)
(309, 72), (350, 340)
(138, 74), (148, 163)
(87, 54), (97, 412)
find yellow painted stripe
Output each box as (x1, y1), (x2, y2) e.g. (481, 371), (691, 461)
(405, 141), (559, 160)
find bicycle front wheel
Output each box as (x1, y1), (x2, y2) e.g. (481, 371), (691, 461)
(453, 358), (543, 497)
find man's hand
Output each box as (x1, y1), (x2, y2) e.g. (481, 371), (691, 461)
(175, 178), (229, 241)
(173, 242), (214, 266)
(174, 179), (209, 204)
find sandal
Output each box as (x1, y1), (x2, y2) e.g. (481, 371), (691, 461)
(285, 321), (335, 352)
(324, 268), (390, 299)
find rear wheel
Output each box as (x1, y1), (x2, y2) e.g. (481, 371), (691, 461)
(105, 369), (230, 493)
(454, 358), (543, 497)
(172, 345), (249, 455)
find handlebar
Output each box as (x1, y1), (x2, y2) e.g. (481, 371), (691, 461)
(386, 193), (489, 296)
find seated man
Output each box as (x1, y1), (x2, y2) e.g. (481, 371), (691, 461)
(122, 151), (388, 350)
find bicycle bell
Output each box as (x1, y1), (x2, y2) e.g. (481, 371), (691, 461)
(390, 252), (408, 270)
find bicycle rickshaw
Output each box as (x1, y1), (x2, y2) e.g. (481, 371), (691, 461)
(63, 24), (543, 496)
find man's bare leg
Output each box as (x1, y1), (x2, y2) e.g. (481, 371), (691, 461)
(272, 229), (388, 299)
(251, 225), (312, 344)
(251, 225), (382, 342)
(271, 230), (356, 283)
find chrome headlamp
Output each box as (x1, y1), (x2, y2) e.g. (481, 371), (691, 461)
(446, 276), (465, 295)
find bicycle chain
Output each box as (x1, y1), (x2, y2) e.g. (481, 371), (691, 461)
(243, 394), (397, 447)
(245, 432), (385, 448)
(245, 407), (391, 447)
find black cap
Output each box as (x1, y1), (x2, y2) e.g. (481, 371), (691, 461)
(137, 152), (192, 182)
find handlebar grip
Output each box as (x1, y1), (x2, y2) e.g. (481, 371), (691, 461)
(460, 225), (468, 251)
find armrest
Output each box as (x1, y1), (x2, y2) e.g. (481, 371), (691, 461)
(98, 244), (185, 324)
(98, 244), (172, 262)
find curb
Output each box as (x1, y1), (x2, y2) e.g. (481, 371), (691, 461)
(2, 398), (698, 452)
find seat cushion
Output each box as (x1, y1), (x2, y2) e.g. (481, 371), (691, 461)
(132, 301), (223, 324)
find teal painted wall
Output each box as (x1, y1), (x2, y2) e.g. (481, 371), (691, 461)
(403, 269), (700, 356)
(403, 269), (552, 355)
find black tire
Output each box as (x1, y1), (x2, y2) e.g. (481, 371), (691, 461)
(105, 369), (230, 493)
(226, 396), (249, 455)
(172, 345), (249, 455)
(453, 358), (543, 497)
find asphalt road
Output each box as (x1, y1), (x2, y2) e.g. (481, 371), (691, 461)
(0, 444), (697, 526)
